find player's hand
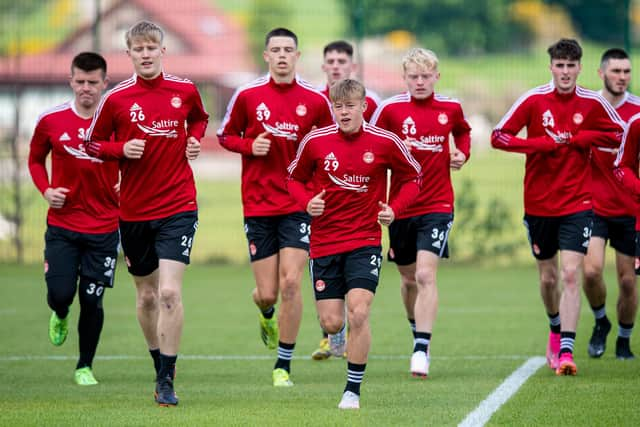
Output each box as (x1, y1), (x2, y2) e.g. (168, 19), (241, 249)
(403, 137), (416, 151)
(113, 181), (120, 195)
(252, 131), (271, 156)
(44, 187), (70, 209)
(450, 149), (467, 170)
(123, 139), (146, 159)
(307, 189), (326, 216)
(185, 136), (201, 160)
(377, 201), (395, 226)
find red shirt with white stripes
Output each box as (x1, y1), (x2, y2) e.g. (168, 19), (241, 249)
(287, 123), (421, 258)
(28, 101), (119, 233)
(492, 84), (624, 217)
(370, 92), (471, 218)
(86, 73), (209, 221)
(217, 75), (333, 217)
(321, 84), (380, 122)
(590, 91), (640, 218)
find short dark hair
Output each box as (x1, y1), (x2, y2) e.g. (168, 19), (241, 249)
(265, 27), (297, 47)
(71, 52), (107, 77)
(547, 38), (582, 61)
(600, 48), (629, 68)
(323, 40), (353, 57)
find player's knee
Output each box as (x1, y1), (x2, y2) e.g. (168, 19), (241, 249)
(619, 274), (637, 298)
(158, 286), (181, 308)
(539, 271), (557, 290)
(137, 286), (158, 311)
(415, 268), (436, 288)
(347, 305), (369, 330)
(279, 275), (300, 301)
(583, 264), (603, 286)
(46, 276), (76, 309)
(78, 278), (105, 309)
(560, 266), (580, 289)
(319, 313), (344, 334)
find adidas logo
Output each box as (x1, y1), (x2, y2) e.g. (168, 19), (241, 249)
(104, 269), (113, 277)
(182, 248), (190, 256)
(59, 132), (71, 141)
(257, 102), (268, 111)
(130, 103), (142, 111)
(403, 116), (415, 125)
(325, 152), (337, 161)
(300, 234), (310, 244)
(370, 268), (379, 277)
(432, 240), (442, 249)
(582, 240), (589, 248)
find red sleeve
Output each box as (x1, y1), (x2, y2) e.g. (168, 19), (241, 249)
(452, 105), (471, 160)
(614, 119), (640, 198)
(216, 91), (255, 155)
(187, 85), (209, 140)
(28, 118), (52, 194)
(286, 138), (316, 210)
(315, 96), (334, 128)
(85, 98), (126, 159)
(387, 136), (421, 217)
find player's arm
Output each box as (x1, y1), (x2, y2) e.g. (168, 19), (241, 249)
(27, 119), (69, 208)
(84, 98), (130, 159)
(491, 98), (558, 154)
(286, 136), (316, 212)
(451, 106), (472, 169)
(185, 86), (210, 160)
(216, 90), (258, 156)
(386, 135), (421, 221)
(614, 118), (640, 198)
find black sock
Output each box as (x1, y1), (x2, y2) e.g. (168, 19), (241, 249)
(413, 332), (431, 353)
(344, 362), (366, 396)
(409, 318), (416, 339)
(149, 348), (161, 376)
(159, 353), (177, 381)
(274, 341), (295, 373)
(262, 306), (275, 319)
(547, 312), (561, 334)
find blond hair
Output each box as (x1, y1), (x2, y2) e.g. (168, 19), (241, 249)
(329, 78), (366, 103)
(402, 48), (439, 73)
(125, 21), (164, 48)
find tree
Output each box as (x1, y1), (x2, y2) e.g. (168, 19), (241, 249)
(340, 0), (533, 55)
(545, 0), (629, 44)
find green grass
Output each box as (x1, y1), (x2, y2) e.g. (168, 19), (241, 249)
(1, 262), (639, 425)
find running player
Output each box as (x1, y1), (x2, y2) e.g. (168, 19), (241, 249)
(491, 38), (624, 376)
(217, 28), (333, 386)
(86, 21), (209, 406)
(287, 78), (421, 409)
(28, 52), (118, 386)
(369, 47), (471, 378)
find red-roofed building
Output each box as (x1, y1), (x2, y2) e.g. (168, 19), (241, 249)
(0, 0), (254, 143)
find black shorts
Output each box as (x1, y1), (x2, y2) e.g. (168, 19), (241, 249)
(44, 225), (119, 287)
(310, 245), (382, 300)
(635, 231), (640, 275)
(523, 210), (593, 260)
(244, 212), (310, 262)
(388, 213), (453, 265)
(120, 210), (198, 276)
(590, 214), (635, 257)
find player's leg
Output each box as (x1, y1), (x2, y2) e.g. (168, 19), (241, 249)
(246, 217), (280, 349)
(411, 250), (439, 378)
(44, 226), (81, 347)
(74, 230), (118, 385)
(153, 211), (198, 406)
(388, 218), (418, 341)
(119, 218), (162, 376)
(339, 246), (380, 409)
(555, 210), (592, 375)
(272, 247), (306, 377)
(610, 218), (638, 360)
(583, 235), (611, 358)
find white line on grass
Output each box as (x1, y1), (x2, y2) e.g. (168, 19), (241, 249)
(458, 356), (546, 427)
(0, 354), (536, 362)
